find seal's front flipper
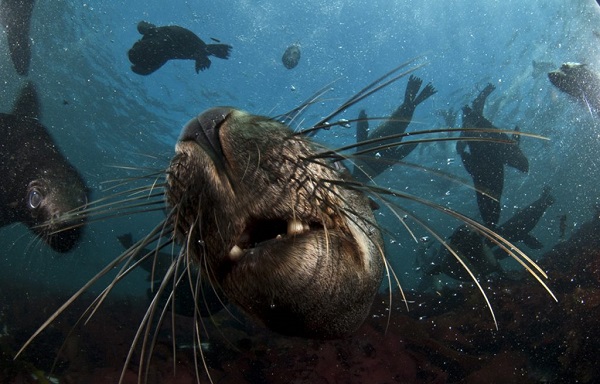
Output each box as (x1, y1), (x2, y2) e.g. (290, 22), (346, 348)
(522, 234), (544, 250)
(195, 56), (212, 72)
(504, 146), (529, 173)
(206, 43), (233, 60)
(1, 0), (35, 76)
(12, 82), (40, 119)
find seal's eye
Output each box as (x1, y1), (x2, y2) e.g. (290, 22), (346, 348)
(28, 189), (43, 209)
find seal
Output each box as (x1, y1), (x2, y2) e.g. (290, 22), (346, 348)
(0, 82), (89, 252)
(418, 188), (554, 284)
(0, 0), (35, 75)
(457, 83), (529, 228)
(352, 75), (437, 181)
(548, 62), (600, 116)
(166, 107), (385, 338)
(418, 224), (503, 283)
(128, 21), (233, 75)
(495, 186), (554, 252)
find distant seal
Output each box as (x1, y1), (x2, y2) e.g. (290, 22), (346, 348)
(548, 62), (600, 116)
(0, 0), (35, 75)
(352, 75), (437, 181)
(420, 224), (503, 282)
(128, 21), (233, 75)
(495, 186), (554, 253)
(0, 83), (88, 252)
(458, 83), (529, 228)
(282, 43), (301, 69)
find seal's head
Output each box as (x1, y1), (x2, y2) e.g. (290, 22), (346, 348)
(24, 156), (88, 253)
(166, 107), (384, 338)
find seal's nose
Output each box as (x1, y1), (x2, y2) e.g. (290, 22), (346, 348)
(179, 107), (233, 155)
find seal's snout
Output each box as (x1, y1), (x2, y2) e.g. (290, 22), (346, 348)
(179, 107), (232, 156)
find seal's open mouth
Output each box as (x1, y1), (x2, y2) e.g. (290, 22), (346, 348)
(229, 218), (324, 260)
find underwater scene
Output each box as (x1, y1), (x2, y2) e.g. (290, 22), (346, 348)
(1, 0), (600, 383)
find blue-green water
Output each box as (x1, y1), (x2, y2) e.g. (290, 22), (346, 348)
(1, 0), (600, 382)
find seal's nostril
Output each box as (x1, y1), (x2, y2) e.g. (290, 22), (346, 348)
(179, 107), (232, 155)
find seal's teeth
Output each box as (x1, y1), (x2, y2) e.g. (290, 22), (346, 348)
(229, 245), (244, 260)
(287, 219), (304, 235)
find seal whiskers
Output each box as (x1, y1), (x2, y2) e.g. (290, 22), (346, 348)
(16, 64), (559, 384)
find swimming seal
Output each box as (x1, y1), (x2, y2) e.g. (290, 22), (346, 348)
(0, 0), (35, 75)
(352, 75), (436, 181)
(128, 21), (233, 75)
(419, 224), (502, 282)
(458, 83), (529, 228)
(419, 188), (555, 283)
(548, 62), (600, 116)
(0, 83), (88, 252)
(166, 107), (384, 338)
(495, 186), (554, 252)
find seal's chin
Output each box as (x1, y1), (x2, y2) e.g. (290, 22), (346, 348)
(43, 226), (84, 253)
(166, 108), (384, 339)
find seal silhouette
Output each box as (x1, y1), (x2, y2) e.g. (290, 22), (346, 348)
(128, 21), (232, 75)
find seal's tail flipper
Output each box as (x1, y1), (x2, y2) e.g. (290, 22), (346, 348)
(472, 83), (496, 115)
(12, 81), (40, 119)
(413, 82), (437, 106)
(404, 75), (423, 104)
(206, 44), (233, 60)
